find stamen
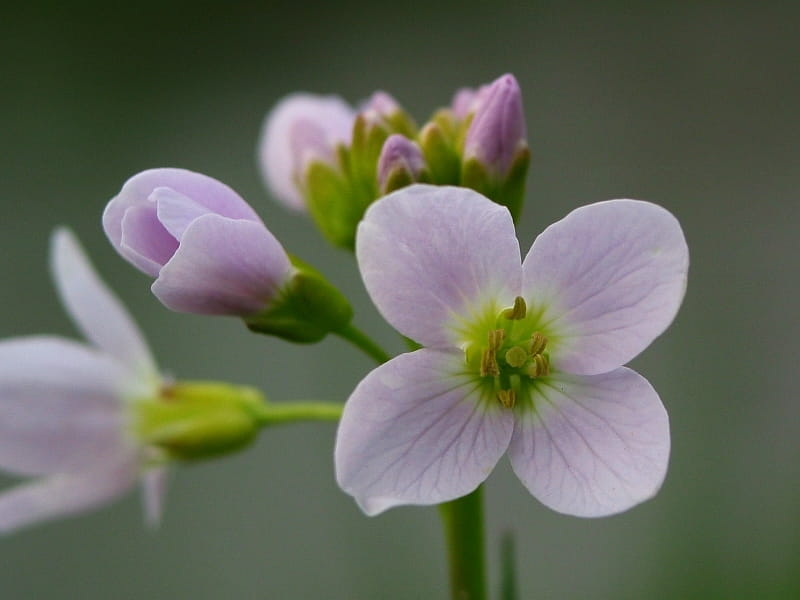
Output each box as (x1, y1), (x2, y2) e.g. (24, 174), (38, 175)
(526, 353), (550, 378)
(529, 332), (548, 356)
(487, 329), (505, 351)
(502, 296), (527, 320)
(497, 389), (516, 408)
(480, 348), (500, 376)
(504, 346), (528, 368)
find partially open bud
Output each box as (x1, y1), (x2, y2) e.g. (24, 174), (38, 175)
(104, 169), (353, 343)
(460, 74), (530, 220)
(360, 91), (417, 138)
(103, 168), (293, 318)
(377, 134), (429, 195)
(258, 93), (355, 210)
(137, 381), (265, 461)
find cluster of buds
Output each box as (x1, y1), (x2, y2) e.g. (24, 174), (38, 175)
(258, 74), (530, 249)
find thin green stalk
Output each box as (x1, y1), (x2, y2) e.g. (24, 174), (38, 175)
(438, 486), (487, 600)
(500, 531), (519, 600)
(334, 322), (391, 364)
(253, 402), (343, 426)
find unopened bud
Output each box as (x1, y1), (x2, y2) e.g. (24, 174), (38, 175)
(377, 134), (429, 194)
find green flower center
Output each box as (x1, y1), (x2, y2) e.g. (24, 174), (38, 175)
(462, 296), (552, 409)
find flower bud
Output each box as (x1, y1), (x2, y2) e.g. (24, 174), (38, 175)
(377, 134), (429, 195)
(462, 74), (527, 178)
(258, 93), (355, 210)
(359, 91), (417, 138)
(460, 74), (530, 221)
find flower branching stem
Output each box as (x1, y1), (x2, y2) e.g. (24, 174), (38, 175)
(439, 485), (488, 600)
(334, 322), (391, 364)
(253, 402), (343, 426)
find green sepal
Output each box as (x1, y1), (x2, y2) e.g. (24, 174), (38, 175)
(304, 159), (364, 249)
(245, 256), (353, 343)
(460, 145), (530, 222)
(419, 121), (461, 185)
(136, 382), (266, 461)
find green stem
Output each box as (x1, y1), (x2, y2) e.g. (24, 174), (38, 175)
(438, 486), (487, 600)
(334, 322), (391, 364)
(253, 402), (343, 426)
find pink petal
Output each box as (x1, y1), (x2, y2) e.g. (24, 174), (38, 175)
(50, 228), (159, 383)
(119, 203), (178, 276)
(335, 349), (514, 515)
(356, 185), (521, 348)
(258, 93), (355, 210)
(508, 368), (670, 517)
(151, 214), (291, 316)
(141, 466), (169, 529)
(154, 187), (214, 241)
(0, 451), (138, 534)
(0, 337), (132, 477)
(522, 200), (689, 375)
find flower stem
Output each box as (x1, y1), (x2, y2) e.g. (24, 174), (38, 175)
(253, 402), (342, 426)
(438, 486), (488, 600)
(334, 323), (391, 364)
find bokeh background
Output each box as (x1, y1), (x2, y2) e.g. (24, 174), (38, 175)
(1, 1), (798, 598)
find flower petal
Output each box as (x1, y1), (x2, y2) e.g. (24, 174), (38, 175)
(508, 368), (670, 517)
(0, 337), (132, 476)
(356, 185), (521, 348)
(104, 168), (260, 250)
(51, 228), (159, 383)
(141, 466), (169, 529)
(0, 451), (138, 534)
(258, 93), (355, 210)
(154, 187), (213, 241)
(151, 214), (291, 316)
(120, 203), (178, 276)
(335, 349), (514, 515)
(522, 200), (689, 375)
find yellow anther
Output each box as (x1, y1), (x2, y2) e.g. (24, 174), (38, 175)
(502, 296), (527, 320)
(487, 329), (505, 351)
(529, 332), (548, 357)
(497, 389), (516, 409)
(504, 346), (528, 368)
(526, 354), (550, 378)
(480, 348), (500, 377)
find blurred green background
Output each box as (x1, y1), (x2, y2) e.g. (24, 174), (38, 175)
(1, 1), (798, 598)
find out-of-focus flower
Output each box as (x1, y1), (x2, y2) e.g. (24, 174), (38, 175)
(336, 185), (688, 518)
(258, 93), (355, 210)
(0, 229), (165, 533)
(103, 168), (292, 317)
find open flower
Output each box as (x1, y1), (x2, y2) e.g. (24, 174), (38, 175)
(103, 168), (292, 317)
(0, 229), (165, 533)
(335, 185), (688, 517)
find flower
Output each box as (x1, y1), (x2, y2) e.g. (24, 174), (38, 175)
(103, 168), (292, 317)
(258, 93), (355, 210)
(335, 185), (688, 517)
(0, 229), (166, 533)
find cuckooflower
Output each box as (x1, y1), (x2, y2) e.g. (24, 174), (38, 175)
(258, 93), (355, 210)
(103, 168), (292, 317)
(335, 185), (688, 517)
(0, 229), (166, 533)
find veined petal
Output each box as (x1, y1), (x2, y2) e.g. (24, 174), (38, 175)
(357, 185), (521, 348)
(154, 187), (213, 241)
(522, 200), (688, 375)
(152, 214), (291, 316)
(119, 203), (178, 276)
(509, 368), (670, 517)
(335, 349), (514, 515)
(0, 337), (133, 476)
(0, 450), (138, 535)
(141, 466), (169, 529)
(51, 229), (159, 382)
